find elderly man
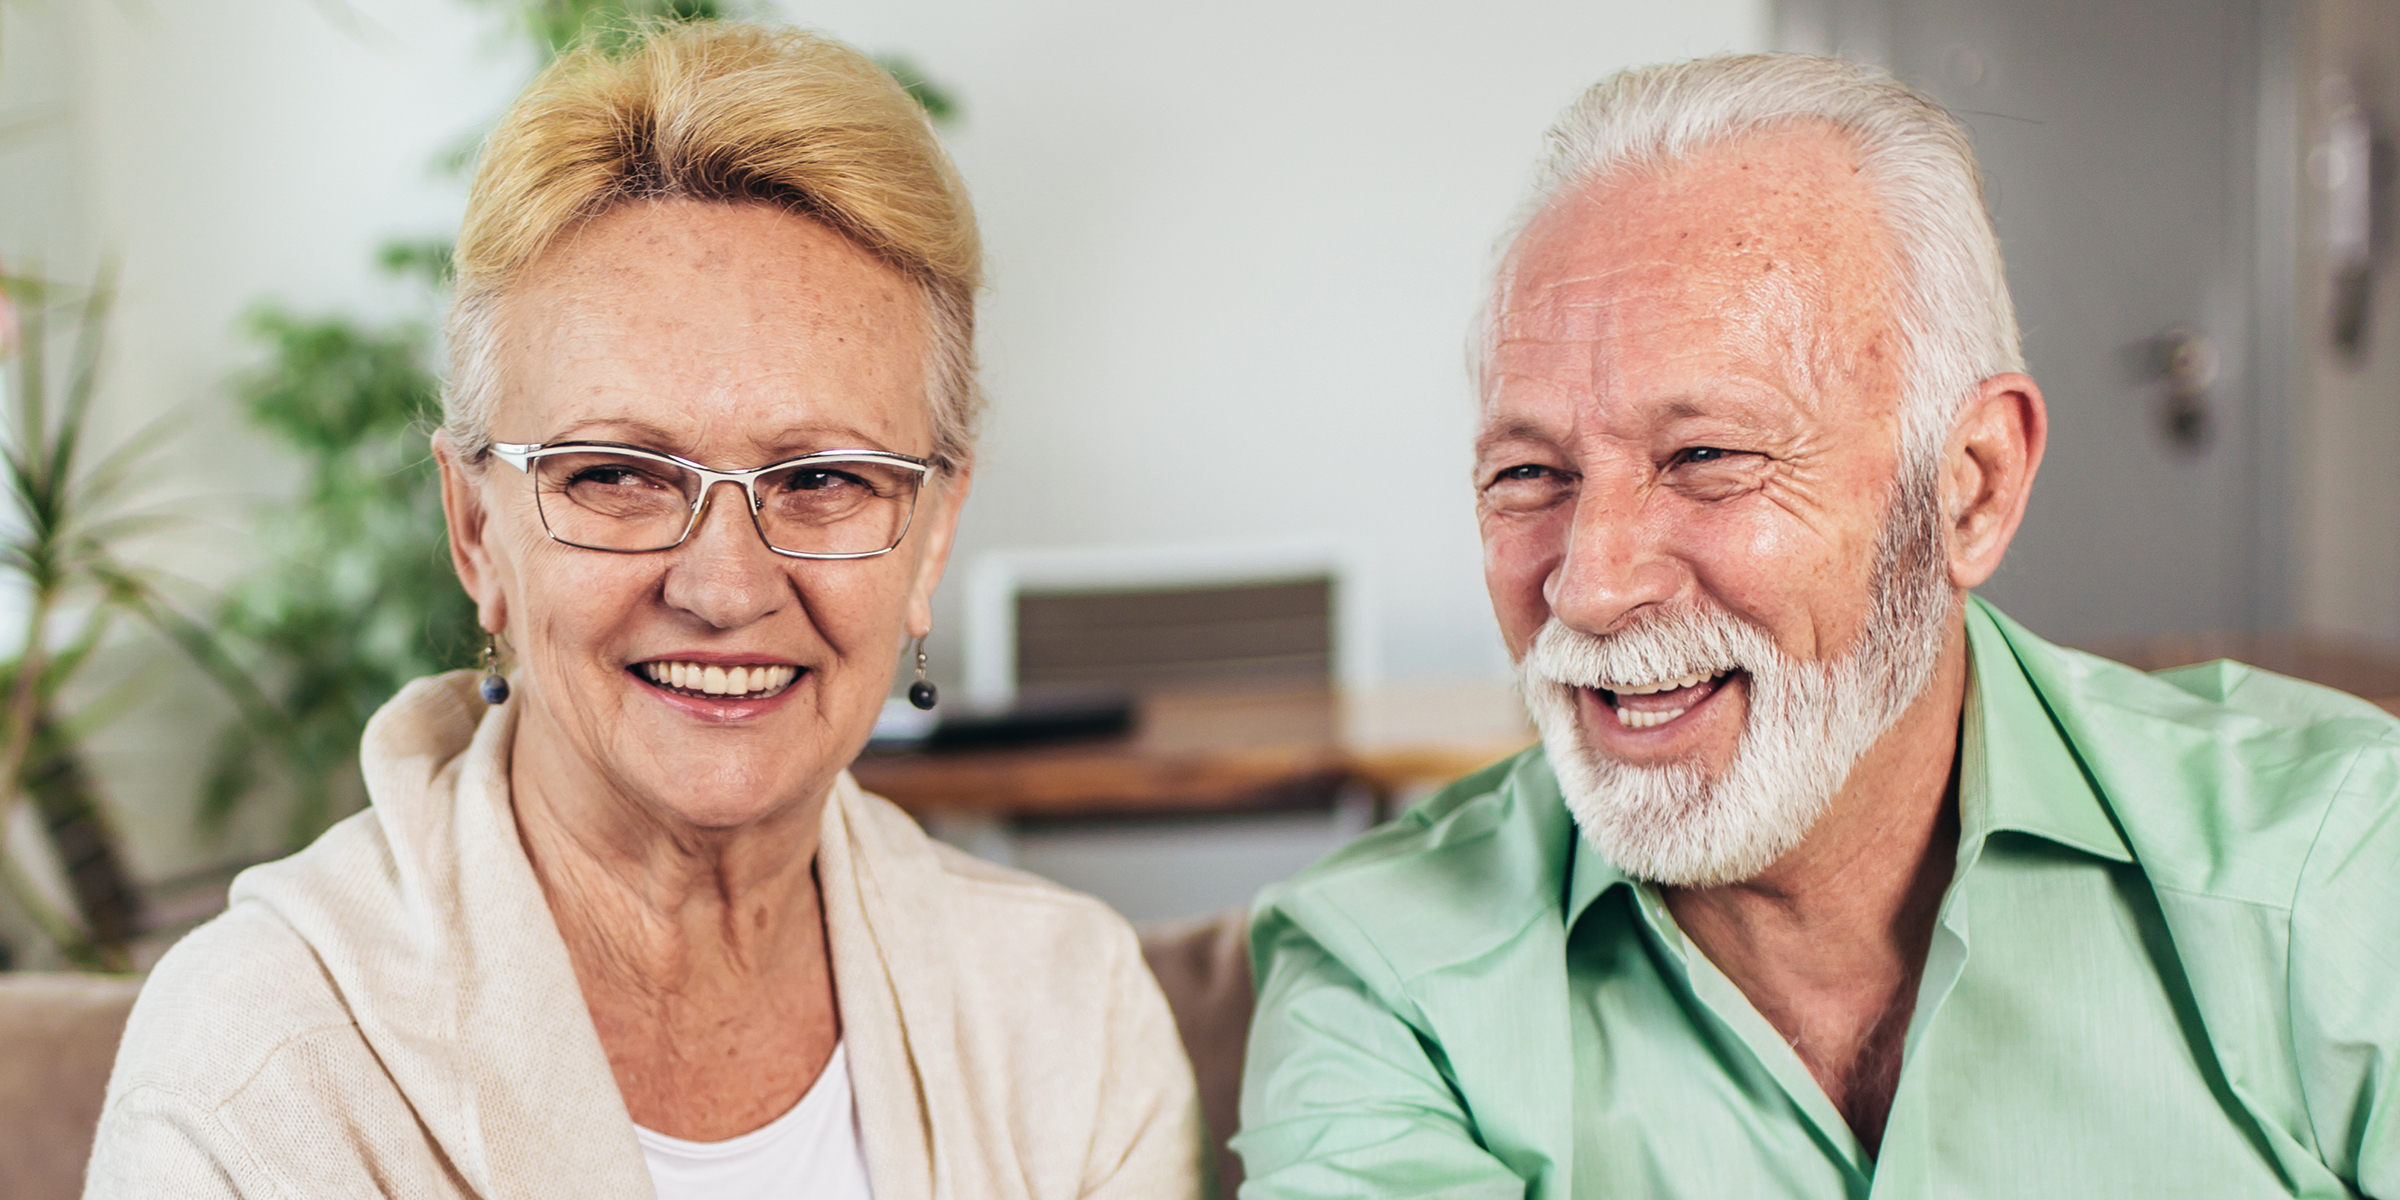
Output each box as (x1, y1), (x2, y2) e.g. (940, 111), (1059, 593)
(1237, 53), (2400, 1198)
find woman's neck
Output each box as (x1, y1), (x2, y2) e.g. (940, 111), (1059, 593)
(508, 711), (843, 1139)
(512, 736), (828, 981)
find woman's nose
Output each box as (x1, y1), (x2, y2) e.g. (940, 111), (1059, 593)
(659, 480), (787, 629)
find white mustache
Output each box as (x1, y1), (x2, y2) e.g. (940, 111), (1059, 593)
(1526, 605), (1779, 692)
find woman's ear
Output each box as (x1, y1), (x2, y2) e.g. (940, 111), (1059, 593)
(1942, 372), (2049, 590)
(434, 431), (509, 636)
(904, 465), (973, 640)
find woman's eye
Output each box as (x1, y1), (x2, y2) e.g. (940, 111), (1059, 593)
(790, 469), (860, 493)
(570, 466), (649, 488)
(1676, 446), (1734, 466)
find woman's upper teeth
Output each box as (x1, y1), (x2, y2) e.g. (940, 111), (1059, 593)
(1609, 671), (1715, 695)
(640, 661), (798, 695)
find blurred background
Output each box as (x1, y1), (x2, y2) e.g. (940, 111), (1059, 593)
(0, 0), (2396, 976)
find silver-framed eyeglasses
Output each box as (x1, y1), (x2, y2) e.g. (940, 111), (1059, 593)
(488, 440), (932, 560)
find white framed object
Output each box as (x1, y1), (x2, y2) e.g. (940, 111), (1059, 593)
(962, 539), (1376, 708)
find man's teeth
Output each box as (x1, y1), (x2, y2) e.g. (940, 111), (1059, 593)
(1606, 671), (1718, 696)
(638, 661), (800, 697)
(1601, 671), (1726, 729)
(1616, 704), (1691, 729)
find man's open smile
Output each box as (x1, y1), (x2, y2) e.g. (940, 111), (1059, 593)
(1574, 669), (1751, 761)
(1598, 670), (1738, 728)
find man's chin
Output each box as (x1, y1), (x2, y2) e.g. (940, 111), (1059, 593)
(1533, 677), (1830, 889)
(1562, 753), (1824, 888)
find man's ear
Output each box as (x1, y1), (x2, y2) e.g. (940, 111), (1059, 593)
(433, 431), (509, 637)
(1942, 372), (2048, 590)
(904, 465), (973, 640)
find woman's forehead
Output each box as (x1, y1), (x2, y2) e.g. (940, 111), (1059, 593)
(492, 199), (934, 455)
(529, 414), (925, 464)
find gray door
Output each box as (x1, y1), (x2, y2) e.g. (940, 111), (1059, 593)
(1778, 0), (2292, 643)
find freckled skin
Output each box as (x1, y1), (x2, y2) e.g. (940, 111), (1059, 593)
(434, 198), (970, 1140)
(1474, 125), (2050, 1152)
(1478, 125), (1909, 777)
(453, 198), (961, 836)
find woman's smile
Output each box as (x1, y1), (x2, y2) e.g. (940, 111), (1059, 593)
(635, 658), (802, 700)
(627, 653), (811, 721)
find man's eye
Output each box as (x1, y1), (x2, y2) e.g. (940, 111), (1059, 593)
(1676, 446), (1736, 466)
(1482, 463), (1572, 513)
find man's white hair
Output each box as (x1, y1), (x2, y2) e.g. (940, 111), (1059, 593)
(1488, 52), (2024, 462)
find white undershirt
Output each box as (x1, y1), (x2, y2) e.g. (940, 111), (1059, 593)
(634, 1042), (875, 1200)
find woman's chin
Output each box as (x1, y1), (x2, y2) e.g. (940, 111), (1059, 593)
(655, 794), (798, 831)
(620, 759), (830, 830)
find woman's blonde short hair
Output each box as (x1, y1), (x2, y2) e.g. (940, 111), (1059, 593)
(445, 22), (982, 473)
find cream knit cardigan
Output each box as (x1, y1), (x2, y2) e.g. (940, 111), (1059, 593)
(85, 673), (1207, 1199)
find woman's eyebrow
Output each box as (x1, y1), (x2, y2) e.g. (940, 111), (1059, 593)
(545, 417), (682, 445)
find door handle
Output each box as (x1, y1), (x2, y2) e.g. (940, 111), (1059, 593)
(2136, 326), (2215, 451)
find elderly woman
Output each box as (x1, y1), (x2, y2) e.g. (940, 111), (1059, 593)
(87, 23), (1205, 1200)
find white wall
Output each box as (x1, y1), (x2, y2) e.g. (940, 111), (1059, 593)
(0, 0), (1764, 882)
(784, 0), (1768, 682)
(0, 1), (537, 886)
(2297, 0), (2400, 645)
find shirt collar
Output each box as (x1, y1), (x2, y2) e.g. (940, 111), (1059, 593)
(1960, 595), (2134, 863)
(1562, 596), (2131, 929)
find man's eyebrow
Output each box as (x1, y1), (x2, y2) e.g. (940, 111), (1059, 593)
(1474, 420), (1561, 453)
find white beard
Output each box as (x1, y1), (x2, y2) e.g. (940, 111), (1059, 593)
(1516, 459), (1953, 887)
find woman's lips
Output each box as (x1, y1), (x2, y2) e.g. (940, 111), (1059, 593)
(627, 661), (809, 722)
(636, 659), (800, 700)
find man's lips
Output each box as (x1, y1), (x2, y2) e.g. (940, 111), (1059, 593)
(1588, 670), (1739, 731)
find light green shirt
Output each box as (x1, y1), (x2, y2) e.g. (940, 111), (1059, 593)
(1238, 599), (2400, 1198)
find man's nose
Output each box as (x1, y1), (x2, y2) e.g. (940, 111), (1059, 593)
(660, 480), (788, 629)
(1544, 477), (1682, 635)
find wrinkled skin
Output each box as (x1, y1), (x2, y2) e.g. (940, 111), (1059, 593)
(1473, 125), (2046, 1149)
(437, 198), (968, 1139)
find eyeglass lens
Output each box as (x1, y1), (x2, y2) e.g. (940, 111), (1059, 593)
(528, 449), (921, 556)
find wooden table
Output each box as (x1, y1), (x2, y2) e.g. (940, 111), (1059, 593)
(855, 635), (2400, 822)
(851, 682), (1535, 820)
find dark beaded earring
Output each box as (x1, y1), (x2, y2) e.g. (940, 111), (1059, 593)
(479, 632), (511, 705)
(907, 637), (937, 710)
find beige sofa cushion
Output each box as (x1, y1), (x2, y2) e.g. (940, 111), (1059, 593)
(1139, 909), (1254, 1200)
(0, 973), (141, 1200)
(16, 915), (1242, 1200)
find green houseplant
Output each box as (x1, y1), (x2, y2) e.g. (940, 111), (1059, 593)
(0, 269), (280, 970)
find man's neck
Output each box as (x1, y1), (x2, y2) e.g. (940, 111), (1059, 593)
(1660, 620), (1969, 1157)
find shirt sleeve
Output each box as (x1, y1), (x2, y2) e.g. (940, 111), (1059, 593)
(1079, 920), (1212, 1200)
(83, 1087), (268, 1200)
(2289, 741), (2400, 1197)
(1234, 909), (1526, 1200)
